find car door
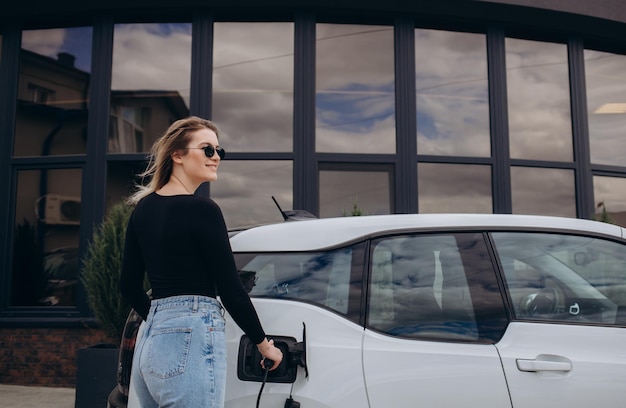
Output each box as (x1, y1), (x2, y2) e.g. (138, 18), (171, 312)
(362, 232), (513, 407)
(491, 231), (626, 408)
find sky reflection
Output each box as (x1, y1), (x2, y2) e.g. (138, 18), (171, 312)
(585, 50), (626, 167)
(415, 29), (490, 157)
(316, 24), (396, 154)
(17, 22), (621, 226)
(506, 38), (572, 162)
(212, 22), (294, 152)
(21, 27), (93, 72)
(112, 23), (192, 107)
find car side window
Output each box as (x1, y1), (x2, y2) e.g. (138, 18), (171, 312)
(368, 234), (486, 342)
(492, 232), (626, 326)
(234, 244), (363, 319)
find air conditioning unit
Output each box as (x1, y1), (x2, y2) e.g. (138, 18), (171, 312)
(35, 194), (81, 226)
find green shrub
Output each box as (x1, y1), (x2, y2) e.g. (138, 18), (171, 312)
(81, 201), (134, 342)
(594, 202), (613, 224)
(343, 196), (366, 216)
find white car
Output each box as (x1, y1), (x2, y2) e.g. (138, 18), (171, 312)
(110, 213), (626, 408)
(228, 213), (626, 408)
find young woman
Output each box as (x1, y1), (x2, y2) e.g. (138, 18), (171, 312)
(120, 116), (283, 408)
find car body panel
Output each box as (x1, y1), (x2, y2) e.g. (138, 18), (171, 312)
(229, 214), (625, 252)
(362, 329), (512, 407)
(110, 214), (626, 408)
(496, 322), (626, 407)
(224, 299), (369, 408)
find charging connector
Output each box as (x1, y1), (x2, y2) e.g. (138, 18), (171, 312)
(238, 324), (308, 407)
(237, 336), (296, 383)
(284, 397), (301, 408)
(256, 358), (273, 408)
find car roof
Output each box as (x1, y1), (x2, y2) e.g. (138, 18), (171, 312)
(229, 213), (626, 252)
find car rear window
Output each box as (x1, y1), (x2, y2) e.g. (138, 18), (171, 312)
(234, 243), (364, 319)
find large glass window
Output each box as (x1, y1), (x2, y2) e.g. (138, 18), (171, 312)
(585, 50), (626, 167)
(368, 233), (498, 341)
(593, 176), (626, 227)
(506, 39), (572, 162)
(319, 165), (392, 218)
(211, 161), (292, 229)
(11, 168), (82, 307)
(493, 232), (626, 326)
(415, 29), (489, 157)
(110, 23), (191, 153)
(418, 163), (492, 213)
(14, 27), (92, 156)
(511, 167), (576, 217)
(212, 23), (294, 152)
(105, 161), (147, 211)
(316, 24), (395, 153)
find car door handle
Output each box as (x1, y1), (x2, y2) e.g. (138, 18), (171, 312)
(516, 358), (572, 372)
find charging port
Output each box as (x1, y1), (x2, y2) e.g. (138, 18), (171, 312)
(238, 323), (308, 384)
(237, 335), (298, 383)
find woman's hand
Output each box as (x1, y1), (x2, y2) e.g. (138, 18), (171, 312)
(257, 338), (284, 371)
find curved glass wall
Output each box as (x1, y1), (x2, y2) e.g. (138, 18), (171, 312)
(212, 23), (294, 152)
(12, 168), (82, 306)
(15, 27), (92, 156)
(5, 12), (626, 318)
(319, 164), (392, 217)
(506, 38), (572, 162)
(316, 24), (396, 154)
(593, 176), (626, 225)
(211, 160), (293, 228)
(110, 23), (191, 153)
(415, 29), (490, 157)
(585, 50), (626, 167)
(10, 27), (92, 308)
(418, 163), (492, 213)
(511, 167), (576, 217)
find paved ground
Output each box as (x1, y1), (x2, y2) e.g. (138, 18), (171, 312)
(0, 384), (75, 408)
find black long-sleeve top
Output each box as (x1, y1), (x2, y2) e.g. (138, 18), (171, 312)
(120, 192), (266, 344)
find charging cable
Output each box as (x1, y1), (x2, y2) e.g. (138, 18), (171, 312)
(256, 358), (273, 408)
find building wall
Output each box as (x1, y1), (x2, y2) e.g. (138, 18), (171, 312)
(2, 0), (626, 387)
(0, 327), (110, 387)
(6, 0), (626, 27)
(474, 0), (626, 24)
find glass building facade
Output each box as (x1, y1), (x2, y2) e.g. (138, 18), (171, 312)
(1, 0), (626, 323)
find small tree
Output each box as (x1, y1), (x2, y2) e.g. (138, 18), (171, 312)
(81, 201), (134, 342)
(343, 196), (366, 216)
(595, 201), (613, 224)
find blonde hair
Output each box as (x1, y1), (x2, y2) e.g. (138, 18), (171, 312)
(127, 116), (220, 205)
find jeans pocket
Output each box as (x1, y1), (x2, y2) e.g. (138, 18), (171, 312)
(208, 309), (226, 332)
(146, 327), (193, 379)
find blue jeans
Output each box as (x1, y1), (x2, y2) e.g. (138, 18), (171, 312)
(127, 295), (227, 408)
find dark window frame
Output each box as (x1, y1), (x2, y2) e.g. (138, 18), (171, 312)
(0, 6), (625, 324)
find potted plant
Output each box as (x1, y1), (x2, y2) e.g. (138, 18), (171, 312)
(76, 200), (134, 408)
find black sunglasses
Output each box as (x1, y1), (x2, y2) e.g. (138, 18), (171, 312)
(185, 144), (226, 160)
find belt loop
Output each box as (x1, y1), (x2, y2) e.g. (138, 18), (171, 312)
(193, 295), (198, 312)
